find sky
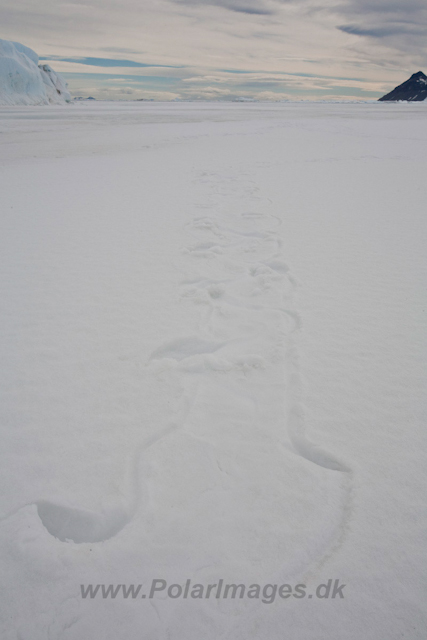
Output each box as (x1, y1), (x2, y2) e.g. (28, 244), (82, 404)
(1, 0), (427, 100)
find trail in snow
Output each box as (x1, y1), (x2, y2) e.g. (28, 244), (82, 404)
(30, 159), (351, 603)
(0, 141), (350, 601)
(144, 165), (352, 639)
(162, 165), (352, 639)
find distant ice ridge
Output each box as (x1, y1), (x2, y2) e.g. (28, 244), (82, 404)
(0, 39), (71, 105)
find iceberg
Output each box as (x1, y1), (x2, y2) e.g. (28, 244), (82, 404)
(0, 39), (71, 105)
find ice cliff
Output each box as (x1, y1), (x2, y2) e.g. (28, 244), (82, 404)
(0, 39), (71, 105)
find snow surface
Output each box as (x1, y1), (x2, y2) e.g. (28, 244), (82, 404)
(0, 101), (426, 639)
(0, 39), (71, 105)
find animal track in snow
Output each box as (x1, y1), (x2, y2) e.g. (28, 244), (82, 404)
(36, 502), (129, 544)
(185, 216), (224, 240)
(149, 337), (225, 362)
(179, 167), (352, 572)
(182, 241), (224, 259)
(33, 390), (197, 544)
(21, 159), (351, 563)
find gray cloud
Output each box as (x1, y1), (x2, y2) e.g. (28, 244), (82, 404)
(100, 47), (145, 54)
(336, 0), (426, 17)
(40, 56), (181, 68)
(171, 0), (274, 15)
(169, 0), (304, 15)
(333, 0), (427, 49)
(339, 23), (426, 39)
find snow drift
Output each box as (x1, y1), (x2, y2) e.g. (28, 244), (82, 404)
(0, 39), (71, 105)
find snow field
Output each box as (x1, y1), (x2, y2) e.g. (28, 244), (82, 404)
(0, 101), (426, 639)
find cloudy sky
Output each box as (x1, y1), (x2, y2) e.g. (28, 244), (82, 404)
(2, 0), (427, 100)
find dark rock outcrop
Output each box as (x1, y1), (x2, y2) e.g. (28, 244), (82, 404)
(379, 71), (427, 102)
